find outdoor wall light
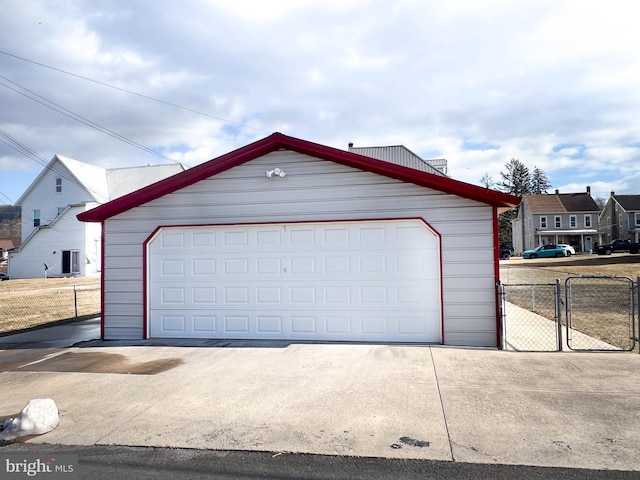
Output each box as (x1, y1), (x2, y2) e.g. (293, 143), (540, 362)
(265, 168), (286, 178)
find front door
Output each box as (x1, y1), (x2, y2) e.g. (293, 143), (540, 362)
(584, 236), (592, 252)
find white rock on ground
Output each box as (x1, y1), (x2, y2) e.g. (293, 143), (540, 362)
(0, 399), (59, 441)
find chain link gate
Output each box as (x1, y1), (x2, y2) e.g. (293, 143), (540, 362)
(498, 280), (563, 351)
(565, 276), (637, 351)
(499, 276), (639, 352)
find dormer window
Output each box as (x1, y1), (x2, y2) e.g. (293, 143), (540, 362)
(55, 178), (62, 193)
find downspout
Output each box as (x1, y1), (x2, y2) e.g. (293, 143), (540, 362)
(493, 206), (502, 349)
(100, 220), (105, 340)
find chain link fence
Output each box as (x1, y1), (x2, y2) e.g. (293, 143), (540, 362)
(566, 276), (636, 351)
(500, 274), (639, 353)
(500, 282), (561, 351)
(0, 281), (100, 335)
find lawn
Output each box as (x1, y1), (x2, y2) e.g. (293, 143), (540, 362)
(501, 254), (640, 352)
(0, 276), (100, 335)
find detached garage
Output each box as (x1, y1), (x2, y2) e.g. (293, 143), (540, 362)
(78, 133), (518, 347)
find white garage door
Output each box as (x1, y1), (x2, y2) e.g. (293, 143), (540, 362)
(148, 220), (441, 342)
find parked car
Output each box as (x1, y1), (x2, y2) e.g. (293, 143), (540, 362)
(0, 272), (9, 281)
(499, 245), (514, 260)
(558, 244), (576, 256)
(596, 239), (640, 255)
(523, 244), (567, 259)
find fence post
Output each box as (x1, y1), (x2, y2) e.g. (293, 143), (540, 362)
(555, 279), (563, 351)
(497, 281), (505, 350)
(73, 285), (78, 319)
(637, 277), (639, 353)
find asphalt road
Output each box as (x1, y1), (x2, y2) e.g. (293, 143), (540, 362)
(2, 444), (637, 480)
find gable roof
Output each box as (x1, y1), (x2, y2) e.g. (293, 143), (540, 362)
(16, 154), (109, 205)
(78, 132), (519, 223)
(613, 194), (640, 211)
(524, 192), (599, 214)
(16, 154), (185, 206)
(348, 145), (447, 176)
(0, 237), (20, 251)
(106, 164), (185, 199)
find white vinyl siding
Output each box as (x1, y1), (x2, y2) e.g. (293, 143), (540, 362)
(102, 151), (498, 346)
(18, 159), (96, 243)
(9, 205), (91, 278)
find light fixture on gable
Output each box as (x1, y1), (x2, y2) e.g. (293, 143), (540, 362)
(265, 168), (286, 178)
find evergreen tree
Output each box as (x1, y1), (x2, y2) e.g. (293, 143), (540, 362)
(497, 159), (531, 196)
(495, 159), (551, 246)
(530, 166), (552, 194)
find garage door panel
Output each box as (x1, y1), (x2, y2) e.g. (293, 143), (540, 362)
(150, 281), (438, 311)
(150, 310), (440, 341)
(149, 220), (442, 342)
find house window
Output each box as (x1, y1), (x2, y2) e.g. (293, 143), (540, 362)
(555, 216), (562, 228)
(33, 209), (41, 227)
(585, 215), (592, 228)
(569, 215), (577, 228)
(635, 213), (640, 227)
(62, 250), (81, 275)
(55, 178), (62, 193)
(540, 216), (547, 229)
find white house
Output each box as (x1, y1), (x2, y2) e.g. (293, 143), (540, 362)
(9, 155), (184, 278)
(78, 133), (519, 347)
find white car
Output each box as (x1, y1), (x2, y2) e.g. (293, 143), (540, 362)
(558, 244), (576, 256)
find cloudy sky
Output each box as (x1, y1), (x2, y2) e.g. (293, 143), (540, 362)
(1, 0), (639, 204)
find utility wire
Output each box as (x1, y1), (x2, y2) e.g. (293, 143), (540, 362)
(0, 49), (268, 134)
(0, 75), (185, 166)
(0, 127), (112, 204)
(0, 190), (14, 204)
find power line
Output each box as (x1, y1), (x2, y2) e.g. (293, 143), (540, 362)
(0, 49), (268, 134)
(0, 127), (111, 203)
(0, 75), (185, 166)
(0, 190), (14, 204)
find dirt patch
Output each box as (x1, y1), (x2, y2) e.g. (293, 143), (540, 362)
(17, 351), (183, 375)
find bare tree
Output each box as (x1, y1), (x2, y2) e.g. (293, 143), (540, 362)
(479, 173), (495, 189)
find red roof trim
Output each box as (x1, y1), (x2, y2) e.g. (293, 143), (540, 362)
(78, 132), (519, 222)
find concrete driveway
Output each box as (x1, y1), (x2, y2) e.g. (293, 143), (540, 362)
(1, 322), (640, 471)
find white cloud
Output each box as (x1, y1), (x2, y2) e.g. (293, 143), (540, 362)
(1, 0), (639, 204)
